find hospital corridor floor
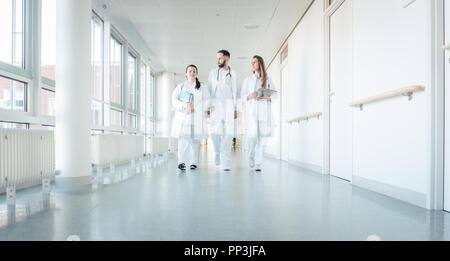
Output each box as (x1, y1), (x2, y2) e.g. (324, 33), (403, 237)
(1, 148), (450, 241)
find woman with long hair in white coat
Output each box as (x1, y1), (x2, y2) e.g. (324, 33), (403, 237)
(241, 55), (278, 171)
(171, 65), (210, 171)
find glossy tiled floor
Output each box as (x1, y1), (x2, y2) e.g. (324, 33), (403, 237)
(1, 146), (450, 241)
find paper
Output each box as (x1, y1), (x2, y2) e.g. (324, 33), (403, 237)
(179, 91), (193, 103)
(257, 88), (277, 98)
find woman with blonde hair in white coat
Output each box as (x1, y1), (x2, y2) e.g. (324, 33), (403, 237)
(171, 65), (210, 171)
(241, 55), (278, 171)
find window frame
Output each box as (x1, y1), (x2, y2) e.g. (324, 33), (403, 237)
(0, 0), (32, 80)
(127, 47), (139, 114)
(91, 11), (105, 127)
(109, 27), (125, 110)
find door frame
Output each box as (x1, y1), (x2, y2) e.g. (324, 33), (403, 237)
(437, 0), (446, 211)
(426, 0), (445, 211)
(322, 0), (351, 176)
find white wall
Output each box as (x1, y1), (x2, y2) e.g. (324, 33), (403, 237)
(265, 52), (281, 158)
(352, 0), (431, 207)
(287, 0), (324, 171)
(266, 0), (324, 170)
(266, 0), (435, 209)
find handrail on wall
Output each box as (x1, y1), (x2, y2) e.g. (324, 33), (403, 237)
(349, 85), (424, 111)
(287, 112), (322, 124)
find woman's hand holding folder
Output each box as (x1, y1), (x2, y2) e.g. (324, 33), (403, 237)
(258, 94), (271, 101)
(247, 92), (258, 100)
(184, 103), (195, 114)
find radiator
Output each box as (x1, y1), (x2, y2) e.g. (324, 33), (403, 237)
(0, 129), (55, 192)
(91, 134), (145, 166)
(146, 136), (175, 155)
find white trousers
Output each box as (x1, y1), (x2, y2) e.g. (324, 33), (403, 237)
(178, 138), (200, 165)
(247, 137), (264, 166)
(211, 134), (233, 168)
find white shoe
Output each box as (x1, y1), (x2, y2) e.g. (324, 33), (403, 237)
(215, 154), (220, 166)
(249, 160), (255, 168)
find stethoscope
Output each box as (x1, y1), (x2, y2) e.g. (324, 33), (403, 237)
(212, 66), (234, 100)
(216, 66), (232, 81)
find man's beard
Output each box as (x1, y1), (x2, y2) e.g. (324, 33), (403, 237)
(218, 61), (226, 68)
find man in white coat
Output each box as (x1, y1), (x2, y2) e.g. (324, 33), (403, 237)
(207, 50), (242, 171)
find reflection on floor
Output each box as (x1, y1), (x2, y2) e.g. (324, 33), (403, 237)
(1, 147), (450, 241)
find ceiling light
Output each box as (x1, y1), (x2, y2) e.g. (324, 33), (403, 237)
(244, 23), (260, 29)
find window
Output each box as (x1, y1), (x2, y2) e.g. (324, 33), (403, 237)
(0, 75), (26, 112)
(91, 13), (104, 126)
(41, 88), (55, 116)
(91, 14), (103, 101)
(140, 63), (146, 131)
(146, 73), (155, 133)
(0, 0), (24, 68)
(128, 113), (137, 129)
(110, 36), (122, 105)
(127, 52), (137, 112)
(92, 100), (102, 126)
(41, 0), (56, 81)
(110, 108), (122, 127)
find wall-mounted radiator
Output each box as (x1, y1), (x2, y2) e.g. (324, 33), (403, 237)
(146, 136), (177, 155)
(91, 133), (145, 166)
(0, 129), (55, 193)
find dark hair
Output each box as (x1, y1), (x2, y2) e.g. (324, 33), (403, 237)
(253, 55), (268, 88)
(186, 64), (201, 89)
(217, 49), (230, 58)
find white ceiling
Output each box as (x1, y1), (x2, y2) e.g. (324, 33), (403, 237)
(112, 0), (313, 81)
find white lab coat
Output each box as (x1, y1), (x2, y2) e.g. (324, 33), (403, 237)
(207, 67), (242, 137)
(241, 75), (278, 139)
(171, 81), (210, 139)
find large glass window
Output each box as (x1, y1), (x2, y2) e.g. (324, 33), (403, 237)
(0, 0), (24, 68)
(91, 13), (104, 126)
(41, 88), (55, 116)
(110, 36), (122, 105)
(128, 113), (137, 129)
(127, 52), (137, 112)
(110, 108), (122, 127)
(0, 75), (26, 112)
(92, 100), (102, 127)
(146, 73), (155, 133)
(140, 63), (146, 131)
(91, 14), (103, 101)
(41, 0), (56, 81)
